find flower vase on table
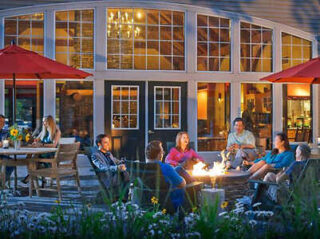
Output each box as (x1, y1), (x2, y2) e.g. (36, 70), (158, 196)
(9, 124), (30, 150)
(14, 140), (21, 150)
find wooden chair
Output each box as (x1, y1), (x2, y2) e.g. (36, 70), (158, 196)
(59, 137), (76, 144)
(28, 142), (81, 201)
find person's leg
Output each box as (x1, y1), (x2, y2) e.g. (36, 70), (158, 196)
(230, 150), (244, 169)
(250, 164), (273, 180)
(5, 166), (15, 181)
(263, 172), (276, 182)
(248, 160), (266, 175)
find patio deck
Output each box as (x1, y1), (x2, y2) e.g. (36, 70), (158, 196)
(3, 154), (108, 212)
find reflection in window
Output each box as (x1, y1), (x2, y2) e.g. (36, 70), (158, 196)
(55, 10), (94, 69)
(197, 83), (230, 151)
(282, 33), (312, 70)
(107, 9), (184, 70)
(197, 15), (231, 71)
(4, 13), (44, 54)
(283, 84), (312, 142)
(112, 86), (139, 129)
(241, 83), (272, 149)
(56, 81), (93, 146)
(155, 87), (180, 129)
(240, 22), (272, 72)
(5, 80), (43, 131)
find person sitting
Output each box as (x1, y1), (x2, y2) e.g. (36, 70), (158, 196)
(22, 115), (61, 184)
(32, 115), (61, 148)
(0, 114), (14, 185)
(264, 143), (311, 183)
(91, 134), (129, 197)
(246, 132), (294, 180)
(251, 143), (310, 207)
(146, 140), (186, 210)
(165, 132), (204, 183)
(165, 132), (204, 169)
(226, 117), (257, 169)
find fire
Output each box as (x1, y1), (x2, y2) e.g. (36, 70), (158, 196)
(192, 161), (226, 176)
(191, 150), (229, 176)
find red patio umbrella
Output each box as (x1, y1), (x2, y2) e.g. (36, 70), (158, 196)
(260, 57), (320, 83)
(0, 42), (92, 123)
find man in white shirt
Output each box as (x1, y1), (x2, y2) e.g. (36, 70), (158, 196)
(226, 117), (257, 168)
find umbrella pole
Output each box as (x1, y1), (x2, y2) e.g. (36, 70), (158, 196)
(12, 73), (16, 124)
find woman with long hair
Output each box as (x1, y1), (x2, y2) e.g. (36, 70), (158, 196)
(22, 116), (61, 184)
(246, 132), (294, 180)
(165, 131), (204, 168)
(33, 115), (61, 148)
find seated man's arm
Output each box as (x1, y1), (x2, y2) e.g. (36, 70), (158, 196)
(177, 178), (186, 188)
(164, 164), (186, 188)
(91, 153), (118, 172)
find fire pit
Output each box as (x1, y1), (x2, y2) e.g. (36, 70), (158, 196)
(190, 161), (251, 204)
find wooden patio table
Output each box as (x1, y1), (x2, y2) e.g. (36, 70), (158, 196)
(0, 147), (57, 191)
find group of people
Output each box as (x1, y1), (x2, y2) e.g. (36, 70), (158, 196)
(0, 114), (61, 185)
(226, 117), (311, 184)
(91, 131), (203, 209)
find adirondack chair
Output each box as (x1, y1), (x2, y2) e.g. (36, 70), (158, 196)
(249, 158), (320, 210)
(84, 147), (129, 202)
(128, 161), (203, 214)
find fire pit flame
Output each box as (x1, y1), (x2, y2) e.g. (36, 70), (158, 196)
(192, 161), (226, 176)
(191, 150), (228, 176)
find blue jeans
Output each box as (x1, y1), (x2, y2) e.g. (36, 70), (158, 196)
(1, 156), (15, 181)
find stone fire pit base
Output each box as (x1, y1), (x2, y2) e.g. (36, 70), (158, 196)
(192, 170), (250, 206)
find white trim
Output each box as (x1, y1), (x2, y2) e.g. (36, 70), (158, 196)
(145, 81), (148, 147)
(153, 86), (181, 130)
(111, 85), (139, 130)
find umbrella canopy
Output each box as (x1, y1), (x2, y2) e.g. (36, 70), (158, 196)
(0, 44), (92, 79)
(0, 43), (93, 124)
(260, 57), (320, 84)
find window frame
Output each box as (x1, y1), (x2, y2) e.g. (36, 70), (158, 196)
(111, 85), (140, 130)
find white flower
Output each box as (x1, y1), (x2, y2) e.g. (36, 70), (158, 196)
(30, 216), (40, 224)
(245, 210), (253, 216)
(38, 226), (46, 233)
(18, 214), (28, 224)
(28, 223), (36, 231)
(149, 229), (155, 236)
(38, 212), (51, 219)
(249, 220), (257, 227)
(215, 228), (220, 233)
(218, 211), (227, 217)
(152, 212), (163, 219)
(252, 202), (262, 208)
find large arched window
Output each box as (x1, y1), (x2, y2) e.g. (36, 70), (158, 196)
(106, 9), (185, 70)
(240, 22), (273, 72)
(55, 10), (94, 69)
(197, 15), (231, 71)
(4, 13), (44, 54)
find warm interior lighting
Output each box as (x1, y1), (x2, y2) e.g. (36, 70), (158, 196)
(137, 12), (142, 19)
(287, 84), (310, 97)
(197, 89), (208, 120)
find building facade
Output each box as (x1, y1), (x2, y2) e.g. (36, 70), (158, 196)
(0, 0), (319, 160)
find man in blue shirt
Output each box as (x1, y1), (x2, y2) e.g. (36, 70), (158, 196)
(145, 140), (186, 209)
(0, 114), (14, 185)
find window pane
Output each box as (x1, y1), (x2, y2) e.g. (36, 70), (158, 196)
(281, 33), (312, 70)
(111, 86), (139, 129)
(197, 14), (231, 71)
(241, 83), (272, 149)
(55, 10), (94, 68)
(240, 22), (273, 72)
(283, 84), (312, 142)
(56, 81), (93, 149)
(5, 13), (44, 54)
(107, 9), (184, 70)
(5, 80), (43, 130)
(197, 83), (230, 151)
(155, 87), (180, 129)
